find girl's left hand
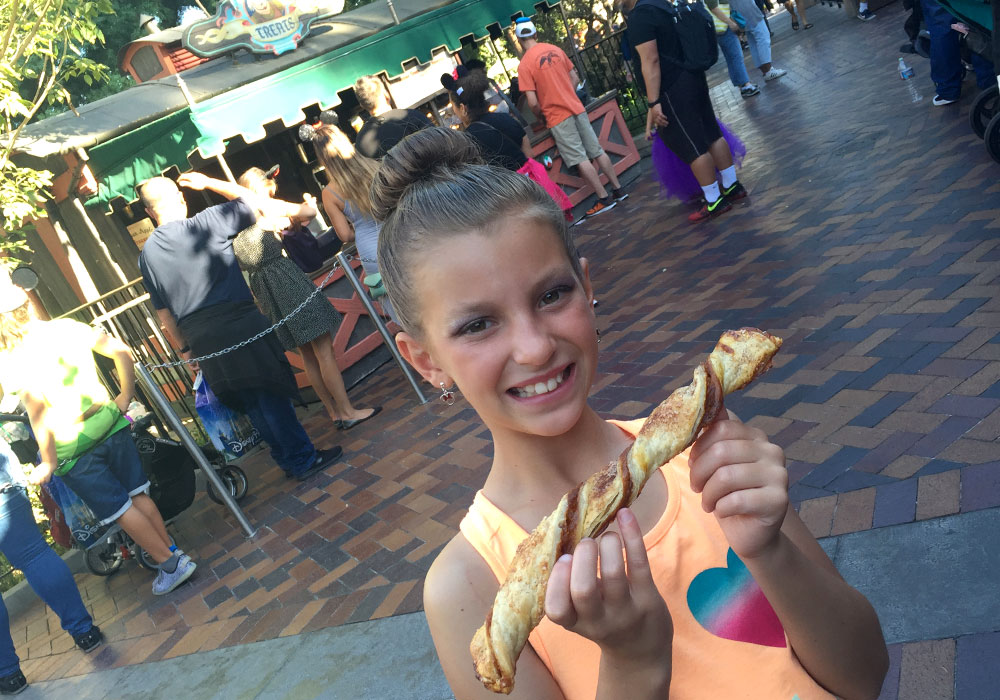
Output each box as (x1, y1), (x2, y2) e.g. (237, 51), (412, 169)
(688, 417), (789, 560)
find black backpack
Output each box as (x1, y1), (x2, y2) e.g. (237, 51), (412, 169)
(630, 0), (718, 73)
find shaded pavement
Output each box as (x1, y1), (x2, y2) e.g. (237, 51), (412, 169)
(7, 4), (1000, 697)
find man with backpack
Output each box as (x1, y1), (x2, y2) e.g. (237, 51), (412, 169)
(622, 0), (748, 222)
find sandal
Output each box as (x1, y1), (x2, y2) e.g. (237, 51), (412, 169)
(339, 406), (383, 431)
(791, 19), (800, 29)
(804, 22), (813, 29)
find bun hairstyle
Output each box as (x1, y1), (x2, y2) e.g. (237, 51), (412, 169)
(371, 127), (581, 335)
(237, 166), (276, 196)
(443, 71), (490, 120)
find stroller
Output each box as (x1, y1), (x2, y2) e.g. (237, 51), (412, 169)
(937, 0), (1000, 162)
(0, 409), (247, 576)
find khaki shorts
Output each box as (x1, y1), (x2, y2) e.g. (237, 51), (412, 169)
(550, 112), (605, 168)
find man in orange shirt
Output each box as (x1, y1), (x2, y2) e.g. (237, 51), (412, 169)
(515, 19), (626, 219)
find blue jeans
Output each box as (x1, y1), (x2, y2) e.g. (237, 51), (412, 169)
(0, 487), (93, 676)
(718, 29), (751, 87)
(59, 428), (150, 526)
(232, 390), (317, 476)
(921, 0), (995, 98)
(744, 19), (772, 69)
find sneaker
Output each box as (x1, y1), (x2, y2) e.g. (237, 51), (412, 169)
(722, 180), (748, 203)
(73, 625), (103, 653)
(899, 42), (917, 54)
(688, 196), (732, 223)
(611, 188), (629, 203)
(856, 8), (876, 20)
(740, 83), (760, 98)
(932, 95), (958, 106)
(0, 671), (26, 696)
(152, 557), (197, 596)
(763, 68), (786, 82)
(585, 197), (618, 217)
(294, 446), (344, 482)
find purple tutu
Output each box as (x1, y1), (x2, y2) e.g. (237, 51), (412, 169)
(650, 121), (747, 202)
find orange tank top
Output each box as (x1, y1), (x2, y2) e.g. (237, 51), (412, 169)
(458, 418), (833, 700)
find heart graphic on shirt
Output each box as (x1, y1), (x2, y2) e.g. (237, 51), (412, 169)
(687, 548), (787, 648)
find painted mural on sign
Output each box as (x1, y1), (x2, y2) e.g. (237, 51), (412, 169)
(183, 0), (346, 57)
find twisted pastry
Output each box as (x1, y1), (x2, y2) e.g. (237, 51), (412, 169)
(470, 328), (783, 694)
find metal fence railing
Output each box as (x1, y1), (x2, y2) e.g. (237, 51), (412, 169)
(578, 31), (648, 134)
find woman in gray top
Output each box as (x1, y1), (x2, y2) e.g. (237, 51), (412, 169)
(310, 124), (399, 325)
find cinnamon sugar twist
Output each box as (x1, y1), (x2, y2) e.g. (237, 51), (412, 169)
(470, 328), (783, 693)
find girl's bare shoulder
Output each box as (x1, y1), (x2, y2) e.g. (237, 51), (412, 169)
(424, 533), (498, 616)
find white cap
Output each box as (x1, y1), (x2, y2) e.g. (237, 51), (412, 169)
(514, 18), (536, 38)
(0, 268), (27, 314)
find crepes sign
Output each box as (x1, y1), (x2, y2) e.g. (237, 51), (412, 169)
(183, 0), (345, 57)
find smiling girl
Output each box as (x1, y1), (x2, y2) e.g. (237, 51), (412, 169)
(371, 127), (888, 699)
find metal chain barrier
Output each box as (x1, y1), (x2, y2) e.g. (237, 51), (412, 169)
(142, 263), (341, 371)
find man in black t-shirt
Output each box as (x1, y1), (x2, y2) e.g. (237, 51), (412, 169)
(624, 0), (748, 223)
(353, 75), (432, 160)
(138, 175), (342, 482)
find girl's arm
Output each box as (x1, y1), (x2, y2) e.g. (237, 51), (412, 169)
(92, 332), (135, 413)
(321, 187), (356, 243)
(521, 135), (533, 160)
(178, 172), (316, 224)
(689, 418), (888, 700)
(709, 5), (741, 33)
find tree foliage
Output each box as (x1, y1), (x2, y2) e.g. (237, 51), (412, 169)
(1, 0), (114, 257)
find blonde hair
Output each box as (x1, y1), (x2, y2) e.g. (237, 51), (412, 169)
(237, 167), (276, 197)
(312, 125), (380, 218)
(354, 75), (386, 114)
(0, 304), (30, 353)
(370, 127), (578, 335)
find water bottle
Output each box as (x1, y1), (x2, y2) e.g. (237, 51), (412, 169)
(898, 57), (922, 103)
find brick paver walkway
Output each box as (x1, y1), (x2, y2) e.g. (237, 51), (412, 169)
(8, 4), (999, 697)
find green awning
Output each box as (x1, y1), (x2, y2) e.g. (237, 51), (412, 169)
(192, 0), (553, 156)
(85, 109), (201, 206)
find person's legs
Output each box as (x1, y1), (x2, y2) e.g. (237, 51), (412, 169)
(746, 20), (773, 73)
(312, 335), (373, 423)
(238, 389), (317, 475)
(128, 494), (171, 551)
(575, 114), (621, 191)
(920, 0), (963, 100)
(576, 160), (609, 199)
(299, 341), (341, 422)
(795, 0), (809, 25)
(0, 488), (93, 640)
(551, 119), (609, 200)
(0, 597), (20, 679)
(718, 30), (752, 87)
(115, 506), (173, 563)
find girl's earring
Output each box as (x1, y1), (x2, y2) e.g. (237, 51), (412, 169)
(596, 328), (601, 344)
(439, 382), (456, 406)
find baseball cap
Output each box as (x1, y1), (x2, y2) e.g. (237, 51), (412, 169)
(514, 18), (536, 38)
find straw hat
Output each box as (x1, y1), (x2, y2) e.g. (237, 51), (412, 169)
(0, 267), (28, 313)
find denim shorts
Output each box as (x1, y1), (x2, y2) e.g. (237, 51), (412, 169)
(59, 428), (150, 525)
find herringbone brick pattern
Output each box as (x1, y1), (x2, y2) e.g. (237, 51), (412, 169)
(7, 4), (998, 696)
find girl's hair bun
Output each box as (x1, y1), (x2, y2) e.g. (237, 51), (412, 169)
(370, 127), (484, 222)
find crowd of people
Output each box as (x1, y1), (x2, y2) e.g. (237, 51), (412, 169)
(5, 2), (993, 694)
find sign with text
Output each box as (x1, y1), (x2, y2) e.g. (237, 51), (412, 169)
(183, 0), (345, 57)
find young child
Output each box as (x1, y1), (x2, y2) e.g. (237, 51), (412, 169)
(370, 127), (888, 699)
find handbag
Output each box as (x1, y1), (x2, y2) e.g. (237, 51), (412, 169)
(43, 475), (111, 549)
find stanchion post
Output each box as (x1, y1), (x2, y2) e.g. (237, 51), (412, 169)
(135, 364), (258, 539)
(334, 251), (430, 404)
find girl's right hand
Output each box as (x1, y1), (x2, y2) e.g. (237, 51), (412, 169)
(545, 508), (673, 672)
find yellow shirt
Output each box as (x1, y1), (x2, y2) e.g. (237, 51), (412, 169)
(458, 418), (833, 700)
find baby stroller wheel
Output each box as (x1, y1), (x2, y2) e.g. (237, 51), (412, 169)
(986, 113), (1000, 165)
(137, 536), (175, 570)
(85, 541), (124, 576)
(206, 466), (249, 505)
(970, 85), (999, 140)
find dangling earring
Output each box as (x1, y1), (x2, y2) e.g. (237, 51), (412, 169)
(596, 328), (602, 344)
(439, 382), (456, 406)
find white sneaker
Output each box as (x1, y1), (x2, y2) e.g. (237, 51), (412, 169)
(932, 95), (958, 106)
(763, 68), (787, 81)
(152, 558), (197, 596)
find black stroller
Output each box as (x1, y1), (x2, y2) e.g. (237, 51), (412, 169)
(936, 0), (1000, 162)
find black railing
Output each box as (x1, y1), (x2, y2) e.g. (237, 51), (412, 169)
(577, 31), (648, 134)
(57, 279), (201, 441)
